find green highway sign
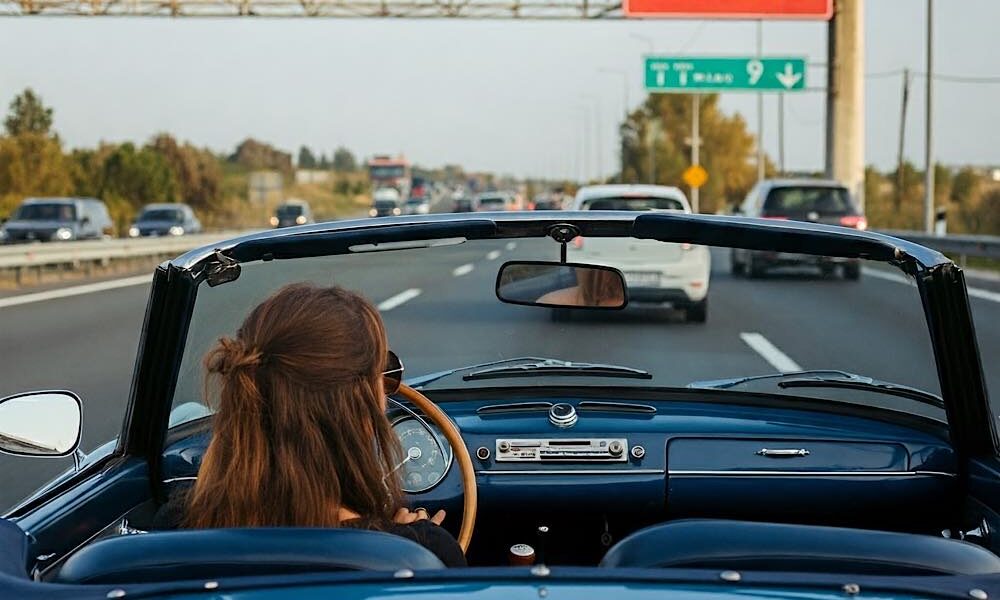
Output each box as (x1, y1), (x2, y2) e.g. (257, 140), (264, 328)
(644, 57), (807, 93)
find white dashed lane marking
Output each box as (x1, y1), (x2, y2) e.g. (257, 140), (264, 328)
(377, 288), (422, 311)
(453, 264), (474, 277)
(486, 250), (501, 260)
(863, 267), (1000, 303)
(740, 332), (803, 373)
(505, 242), (517, 251)
(0, 274), (152, 309)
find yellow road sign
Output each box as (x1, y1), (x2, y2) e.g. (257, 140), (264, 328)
(683, 165), (708, 189)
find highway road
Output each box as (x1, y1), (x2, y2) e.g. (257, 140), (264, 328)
(1, 232), (998, 512)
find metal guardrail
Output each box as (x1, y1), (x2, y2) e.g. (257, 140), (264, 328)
(0, 232), (247, 271)
(880, 230), (1000, 263)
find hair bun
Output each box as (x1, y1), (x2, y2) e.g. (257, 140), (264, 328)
(211, 336), (264, 376)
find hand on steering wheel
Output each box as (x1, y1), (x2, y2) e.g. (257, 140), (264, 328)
(394, 384), (478, 553)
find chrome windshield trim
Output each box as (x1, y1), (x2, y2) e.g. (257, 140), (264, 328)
(477, 469), (665, 475)
(668, 470), (956, 477)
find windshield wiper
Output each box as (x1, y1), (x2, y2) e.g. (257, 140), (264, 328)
(408, 356), (651, 389)
(463, 359), (652, 382)
(688, 370), (943, 409)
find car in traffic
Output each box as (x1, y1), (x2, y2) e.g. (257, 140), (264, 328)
(1, 211), (996, 600)
(730, 179), (866, 279)
(403, 197), (431, 215)
(128, 203), (202, 237)
(370, 188), (403, 217)
(452, 197), (475, 212)
(474, 192), (510, 212)
(569, 184), (711, 322)
(270, 200), (314, 228)
(532, 196), (561, 210)
(0, 197), (112, 243)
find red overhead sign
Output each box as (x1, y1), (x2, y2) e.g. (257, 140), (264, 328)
(623, 0), (832, 19)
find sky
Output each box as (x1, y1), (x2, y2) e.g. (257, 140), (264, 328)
(1, 0), (999, 180)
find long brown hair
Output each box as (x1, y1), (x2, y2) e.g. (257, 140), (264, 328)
(184, 283), (405, 529)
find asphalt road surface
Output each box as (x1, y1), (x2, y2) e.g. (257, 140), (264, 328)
(1, 235), (998, 512)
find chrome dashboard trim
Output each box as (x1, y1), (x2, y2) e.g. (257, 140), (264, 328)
(477, 401), (554, 415)
(668, 470), (956, 477)
(577, 401), (656, 414)
(477, 468), (665, 475)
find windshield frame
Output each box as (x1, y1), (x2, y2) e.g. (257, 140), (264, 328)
(112, 212), (994, 491)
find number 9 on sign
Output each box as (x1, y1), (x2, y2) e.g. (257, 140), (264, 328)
(746, 60), (763, 85)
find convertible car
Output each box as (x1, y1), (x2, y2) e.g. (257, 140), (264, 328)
(0, 211), (998, 599)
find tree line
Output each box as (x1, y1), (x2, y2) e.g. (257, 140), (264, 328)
(0, 89), (363, 232)
(618, 92), (999, 235)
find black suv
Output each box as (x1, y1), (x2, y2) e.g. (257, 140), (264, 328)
(731, 179), (866, 280)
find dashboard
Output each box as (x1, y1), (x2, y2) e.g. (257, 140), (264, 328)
(161, 390), (959, 530)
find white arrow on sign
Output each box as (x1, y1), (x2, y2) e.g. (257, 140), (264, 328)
(776, 63), (802, 90)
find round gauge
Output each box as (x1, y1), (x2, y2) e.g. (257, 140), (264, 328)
(391, 417), (453, 494)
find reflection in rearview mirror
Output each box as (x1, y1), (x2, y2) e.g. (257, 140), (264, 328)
(0, 391), (82, 457)
(496, 261), (627, 310)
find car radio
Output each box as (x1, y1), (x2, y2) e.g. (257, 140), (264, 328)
(494, 438), (628, 462)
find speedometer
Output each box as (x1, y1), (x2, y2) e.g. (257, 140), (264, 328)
(391, 417), (453, 494)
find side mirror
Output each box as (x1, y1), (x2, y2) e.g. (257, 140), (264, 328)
(496, 261), (628, 310)
(0, 391), (82, 457)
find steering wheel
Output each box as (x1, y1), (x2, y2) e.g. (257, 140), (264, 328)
(395, 383), (477, 553)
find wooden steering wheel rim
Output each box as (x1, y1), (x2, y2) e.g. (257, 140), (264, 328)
(395, 383), (477, 553)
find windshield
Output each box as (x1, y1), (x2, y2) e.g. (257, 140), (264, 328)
(170, 236), (944, 427)
(583, 196), (684, 211)
(764, 187), (853, 216)
(15, 203), (75, 222)
(138, 208), (183, 222)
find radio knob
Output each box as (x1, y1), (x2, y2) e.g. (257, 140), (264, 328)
(498, 440), (511, 452)
(608, 441), (624, 457)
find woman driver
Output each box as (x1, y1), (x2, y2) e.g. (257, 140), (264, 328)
(152, 283), (466, 567)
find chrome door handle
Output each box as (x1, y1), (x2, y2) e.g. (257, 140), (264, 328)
(756, 448), (810, 457)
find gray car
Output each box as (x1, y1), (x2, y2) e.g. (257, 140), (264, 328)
(129, 203), (202, 237)
(0, 197), (112, 243)
(730, 179), (866, 280)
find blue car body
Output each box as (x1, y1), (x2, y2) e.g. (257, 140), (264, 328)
(1, 211), (998, 598)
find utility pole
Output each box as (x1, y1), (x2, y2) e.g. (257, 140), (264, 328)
(824, 7), (836, 177)
(896, 68), (911, 206)
(756, 20), (765, 182)
(924, 0), (935, 233)
(778, 94), (785, 176)
(691, 94), (701, 213)
(829, 0), (866, 210)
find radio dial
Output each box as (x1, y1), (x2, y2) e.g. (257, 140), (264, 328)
(608, 441), (624, 457)
(498, 440), (511, 452)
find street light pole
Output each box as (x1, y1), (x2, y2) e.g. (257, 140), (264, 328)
(599, 68), (630, 181)
(631, 34), (657, 184)
(924, 0), (935, 234)
(690, 95), (701, 213)
(756, 20), (765, 183)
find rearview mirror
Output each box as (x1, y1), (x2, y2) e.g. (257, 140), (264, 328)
(496, 261), (628, 310)
(0, 391), (82, 457)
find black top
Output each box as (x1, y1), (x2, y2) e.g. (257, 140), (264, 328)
(151, 489), (466, 568)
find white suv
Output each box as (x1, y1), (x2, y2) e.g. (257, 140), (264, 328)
(570, 185), (711, 323)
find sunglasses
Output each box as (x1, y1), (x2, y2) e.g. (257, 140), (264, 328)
(383, 350), (404, 395)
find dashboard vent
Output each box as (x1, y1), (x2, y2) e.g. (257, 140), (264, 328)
(577, 401), (656, 414)
(477, 402), (554, 416)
